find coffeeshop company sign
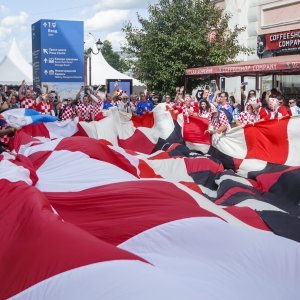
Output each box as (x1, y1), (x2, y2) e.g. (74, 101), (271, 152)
(257, 29), (300, 58)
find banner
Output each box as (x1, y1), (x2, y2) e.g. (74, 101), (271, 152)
(257, 29), (300, 58)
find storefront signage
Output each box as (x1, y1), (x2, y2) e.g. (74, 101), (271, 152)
(185, 61), (300, 76)
(257, 29), (300, 58)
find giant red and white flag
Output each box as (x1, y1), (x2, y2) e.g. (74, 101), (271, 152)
(1, 107), (300, 299)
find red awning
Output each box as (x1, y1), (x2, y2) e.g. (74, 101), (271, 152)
(185, 55), (300, 77)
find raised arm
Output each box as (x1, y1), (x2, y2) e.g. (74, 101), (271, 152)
(211, 90), (220, 107)
(76, 87), (83, 101)
(18, 80), (26, 97)
(89, 93), (100, 103)
(42, 84), (49, 94)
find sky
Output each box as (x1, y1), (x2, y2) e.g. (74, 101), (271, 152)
(0, 0), (158, 62)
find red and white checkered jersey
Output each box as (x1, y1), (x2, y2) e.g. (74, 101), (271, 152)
(20, 97), (36, 109)
(165, 103), (174, 111)
(210, 110), (230, 131)
(36, 102), (53, 115)
(91, 102), (103, 118)
(238, 111), (256, 125)
(76, 103), (93, 122)
(180, 102), (199, 115)
(60, 104), (77, 121)
(220, 102), (231, 110)
(198, 111), (211, 119)
(172, 102), (183, 112)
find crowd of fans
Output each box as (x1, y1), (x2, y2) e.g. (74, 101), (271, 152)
(0, 79), (300, 152)
(161, 84), (300, 135)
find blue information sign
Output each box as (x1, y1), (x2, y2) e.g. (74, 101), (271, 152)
(32, 19), (84, 85)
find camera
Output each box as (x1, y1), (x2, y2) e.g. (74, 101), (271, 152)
(82, 86), (90, 95)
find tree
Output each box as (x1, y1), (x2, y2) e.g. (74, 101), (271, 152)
(122, 0), (253, 93)
(101, 40), (129, 73)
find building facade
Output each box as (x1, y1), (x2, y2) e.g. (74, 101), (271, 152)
(211, 0), (300, 98)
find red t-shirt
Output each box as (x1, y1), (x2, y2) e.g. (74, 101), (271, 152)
(258, 107), (268, 119)
(278, 106), (292, 117)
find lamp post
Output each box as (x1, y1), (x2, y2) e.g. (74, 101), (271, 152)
(85, 38), (104, 86)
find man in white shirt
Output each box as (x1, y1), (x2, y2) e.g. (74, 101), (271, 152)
(118, 93), (132, 114)
(289, 99), (300, 116)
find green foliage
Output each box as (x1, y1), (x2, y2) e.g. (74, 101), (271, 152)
(101, 40), (130, 73)
(122, 0), (253, 93)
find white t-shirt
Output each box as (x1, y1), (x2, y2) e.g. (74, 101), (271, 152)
(290, 105), (300, 116)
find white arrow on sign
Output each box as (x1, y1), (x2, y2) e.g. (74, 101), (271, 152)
(43, 22), (47, 27)
(43, 49), (48, 54)
(44, 70), (48, 75)
(44, 58), (48, 63)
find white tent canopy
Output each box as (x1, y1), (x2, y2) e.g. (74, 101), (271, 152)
(0, 39), (32, 85)
(89, 46), (146, 94)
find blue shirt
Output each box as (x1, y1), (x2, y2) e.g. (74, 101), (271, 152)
(217, 103), (233, 115)
(136, 100), (154, 115)
(103, 101), (113, 110)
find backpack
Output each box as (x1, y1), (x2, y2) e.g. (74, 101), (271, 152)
(218, 108), (233, 124)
